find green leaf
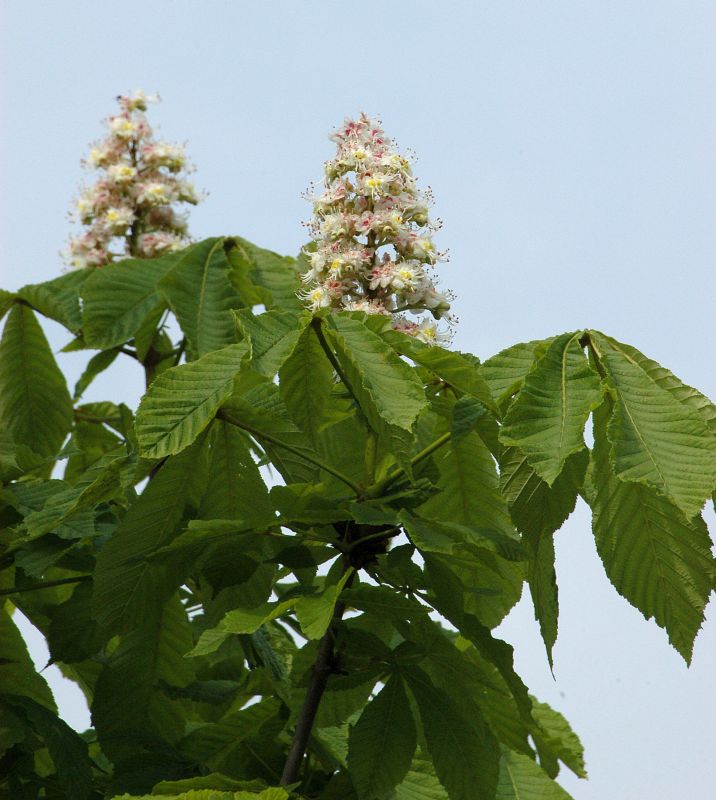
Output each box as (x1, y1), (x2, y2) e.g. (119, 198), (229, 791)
(499, 448), (589, 666)
(189, 599), (296, 657)
(221, 381), (320, 484)
(0, 605), (55, 711)
(179, 696), (280, 772)
(0, 289), (14, 321)
(589, 330), (716, 517)
(596, 334), (716, 435)
(390, 753), (449, 800)
(342, 585), (429, 621)
(347, 674), (417, 799)
(481, 339), (549, 408)
(404, 666), (499, 800)
(584, 402), (716, 662)
(496, 747), (574, 800)
(278, 322), (338, 447)
(81, 250), (178, 348)
(382, 331), (499, 415)
(422, 429), (517, 539)
(136, 343), (248, 459)
(401, 511), (524, 561)
(3, 695), (93, 800)
(326, 315), (427, 434)
(159, 237), (240, 360)
(0, 304), (73, 458)
(198, 420), (273, 521)
(92, 594), (194, 763)
(234, 309), (302, 377)
(295, 570), (353, 640)
(73, 348), (119, 400)
(229, 236), (303, 312)
(17, 269), (90, 332)
(501, 332), (602, 485)
(530, 699), (586, 779)
(93, 443), (203, 632)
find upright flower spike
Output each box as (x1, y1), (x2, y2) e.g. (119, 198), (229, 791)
(64, 90), (201, 268)
(301, 113), (454, 344)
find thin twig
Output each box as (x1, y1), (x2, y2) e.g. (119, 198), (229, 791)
(0, 575), (91, 598)
(217, 409), (362, 495)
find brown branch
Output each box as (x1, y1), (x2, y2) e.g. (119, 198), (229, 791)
(280, 566), (355, 786)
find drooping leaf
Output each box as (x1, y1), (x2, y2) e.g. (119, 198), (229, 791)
(159, 237), (241, 360)
(347, 674), (417, 799)
(136, 342), (248, 459)
(584, 402), (715, 663)
(500, 332), (602, 485)
(496, 747), (574, 800)
(0, 304), (73, 457)
(589, 330), (716, 517)
(498, 447), (589, 665)
(404, 666), (500, 800)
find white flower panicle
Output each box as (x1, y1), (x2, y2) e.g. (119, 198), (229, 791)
(300, 113), (454, 344)
(65, 90), (201, 268)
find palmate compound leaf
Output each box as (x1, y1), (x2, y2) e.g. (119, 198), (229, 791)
(0, 304), (73, 458)
(584, 402), (716, 663)
(347, 674), (418, 800)
(496, 747), (574, 800)
(404, 666), (500, 800)
(136, 342), (248, 459)
(500, 332), (602, 486)
(159, 237), (242, 360)
(589, 330), (716, 518)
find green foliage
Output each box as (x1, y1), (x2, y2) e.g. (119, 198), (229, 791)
(1, 239), (714, 800)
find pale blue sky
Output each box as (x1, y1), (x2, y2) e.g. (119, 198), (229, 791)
(1, 2), (715, 798)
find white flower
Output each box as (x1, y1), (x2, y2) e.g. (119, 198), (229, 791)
(299, 112), (453, 343)
(136, 181), (174, 206)
(108, 115), (139, 139)
(107, 163), (137, 184)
